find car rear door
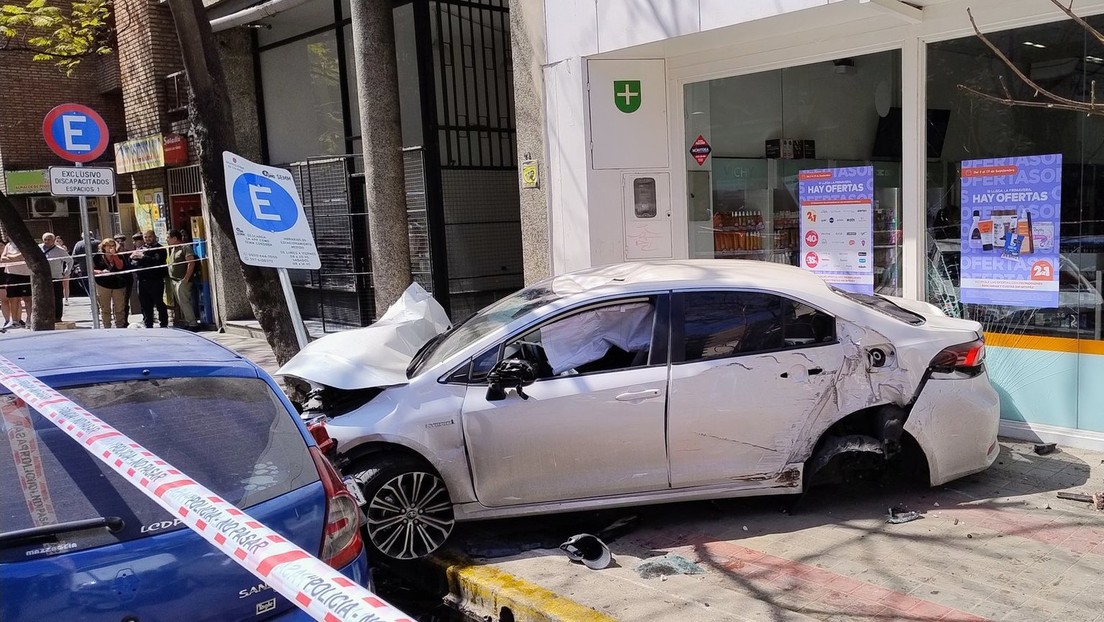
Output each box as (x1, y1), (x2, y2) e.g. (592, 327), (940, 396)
(0, 374), (329, 621)
(460, 295), (671, 506)
(667, 290), (845, 488)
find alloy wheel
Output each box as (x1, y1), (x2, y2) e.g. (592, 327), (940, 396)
(365, 471), (454, 560)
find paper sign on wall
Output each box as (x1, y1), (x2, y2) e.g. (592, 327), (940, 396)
(959, 154), (1061, 307)
(798, 166), (874, 294)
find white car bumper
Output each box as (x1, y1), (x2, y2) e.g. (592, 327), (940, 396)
(904, 370), (1001, 486)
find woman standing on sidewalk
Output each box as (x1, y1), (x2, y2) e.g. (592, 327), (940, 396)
(92, 238), (130, 328)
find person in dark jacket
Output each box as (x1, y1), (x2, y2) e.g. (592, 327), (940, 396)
(70, 232), (100, 299)
(92, 237), (130, 328)
(130, 230), (169, 328)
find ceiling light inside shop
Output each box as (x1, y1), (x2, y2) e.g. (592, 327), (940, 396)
(1087, 55), (1104, 64)
(1023, 41), (1047, 48)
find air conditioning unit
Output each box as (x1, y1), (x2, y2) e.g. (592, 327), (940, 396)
(30, 197), (68, 218)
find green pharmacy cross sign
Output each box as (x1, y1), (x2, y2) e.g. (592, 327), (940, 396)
(614, 80), (641, 113)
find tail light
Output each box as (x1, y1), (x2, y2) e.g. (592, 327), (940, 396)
(309, 446), (363, 569)
(307, 420), (337, 456)
(930, 338), (985, 373)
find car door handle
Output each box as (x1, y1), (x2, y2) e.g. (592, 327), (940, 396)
(615, 389), (661, 401)
(808, 367), (823, 375)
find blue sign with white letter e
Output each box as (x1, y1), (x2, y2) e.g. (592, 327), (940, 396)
(231, 173), (299, 232)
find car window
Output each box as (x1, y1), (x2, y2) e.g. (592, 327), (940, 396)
(678, 292), (836, 363)
(831, 287), (925, 325)
(414, 284), (563, 375)
(493, 298), (657, 379)
(0, 377), (318, 562)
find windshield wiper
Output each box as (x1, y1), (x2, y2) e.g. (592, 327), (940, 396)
(407, 333), (445, 378)
(0, 516), (124, 547)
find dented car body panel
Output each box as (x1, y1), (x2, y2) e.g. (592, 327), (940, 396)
(284, 260), (1000, 525)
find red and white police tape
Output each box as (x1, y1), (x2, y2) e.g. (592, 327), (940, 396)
(0, 355), (414, 622)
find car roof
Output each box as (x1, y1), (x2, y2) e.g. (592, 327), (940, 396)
(549, 260), (831, 297)
(0, 330), (250, 375)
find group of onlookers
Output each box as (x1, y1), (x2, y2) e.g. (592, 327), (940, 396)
(0, 228), (198, 330)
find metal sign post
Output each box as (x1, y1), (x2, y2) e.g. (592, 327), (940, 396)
(76, 163), (99, 329)
(277, 268), (309, 350)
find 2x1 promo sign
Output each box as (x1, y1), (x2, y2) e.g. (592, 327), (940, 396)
(223, 152), (321, 270)
(48, 166), (116, 197)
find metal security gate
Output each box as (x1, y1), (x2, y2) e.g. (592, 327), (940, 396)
(287, 157), (374, 331)
(422, 0), (523, 321)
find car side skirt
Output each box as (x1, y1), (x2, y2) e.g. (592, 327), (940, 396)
(450, 463), (805, 521)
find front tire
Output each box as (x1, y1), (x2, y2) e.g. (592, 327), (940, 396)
(348, 455), (455, 560)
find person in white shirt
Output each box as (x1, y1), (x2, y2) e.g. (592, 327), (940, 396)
(0, 235), (31, 328)
(40, 233), (71, 322)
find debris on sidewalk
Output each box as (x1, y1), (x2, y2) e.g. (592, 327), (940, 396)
(636, 555), (704, 579)
(560, 534), (613, 570)
(1034, 442), (1057, 455)
(886, 505), (923, 524)
(1056, 491), (1104, 511)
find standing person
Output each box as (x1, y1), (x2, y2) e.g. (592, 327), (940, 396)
(54, 235), (70, 305)
(166, 229), (198, 330)
(70, 232), (100, 299)
(114, 234), (134, 319)
(40, 233), (70, 323)
(130, 230), (168, 328)
(92, 238), (130, 328)
(1, 235), (31, 328)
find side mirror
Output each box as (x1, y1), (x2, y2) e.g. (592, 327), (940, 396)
(485, 359), (537, 402)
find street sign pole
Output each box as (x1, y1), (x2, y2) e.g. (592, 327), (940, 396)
(277, 268), (309, 350)
(77, 162), (100, 330)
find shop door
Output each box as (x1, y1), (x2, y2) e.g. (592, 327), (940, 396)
(623, 172), (672, 260)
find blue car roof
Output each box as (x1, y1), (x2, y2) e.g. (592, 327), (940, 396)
(0, 329), (253, 376)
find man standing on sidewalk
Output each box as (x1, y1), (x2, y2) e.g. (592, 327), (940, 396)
(40, 233), (70, 323)
(166, 229), (198, 330)
(130, 230), (168, 328)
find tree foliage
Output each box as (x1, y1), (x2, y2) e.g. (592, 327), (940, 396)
(0, 0), (112, 73)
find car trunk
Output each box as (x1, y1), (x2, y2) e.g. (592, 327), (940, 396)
(0, 375), (327, 620)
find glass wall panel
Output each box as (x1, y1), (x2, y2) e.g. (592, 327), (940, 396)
(259, 31), (345, 165)
(684, 50), (903, 295)
(926, 17), (1104, 431)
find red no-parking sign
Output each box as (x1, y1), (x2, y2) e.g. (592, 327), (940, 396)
(42, 103), (109, 162)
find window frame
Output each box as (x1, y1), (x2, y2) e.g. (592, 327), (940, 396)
(671, 288), (838, 365)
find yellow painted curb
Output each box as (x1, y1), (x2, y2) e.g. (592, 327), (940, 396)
(429, 553), (618, 622)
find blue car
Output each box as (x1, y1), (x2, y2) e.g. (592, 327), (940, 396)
(0, 330), (370, 621)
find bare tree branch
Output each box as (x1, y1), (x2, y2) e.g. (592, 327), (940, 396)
(958, 83), (1104, 115)
(1048, 0), (1104, 47)
(966, 7), (1089, 109)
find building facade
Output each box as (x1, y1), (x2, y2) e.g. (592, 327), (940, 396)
(533, 0), (1104, 449)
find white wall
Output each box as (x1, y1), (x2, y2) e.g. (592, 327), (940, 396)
(545, 57), (594, 273)
(545, 0), (845, 63)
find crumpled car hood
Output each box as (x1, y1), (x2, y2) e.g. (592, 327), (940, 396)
(276, 283), (451, 390)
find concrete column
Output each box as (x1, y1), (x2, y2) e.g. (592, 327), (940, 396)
(509, 0), (552, 283)
(349, 0), (412, 313)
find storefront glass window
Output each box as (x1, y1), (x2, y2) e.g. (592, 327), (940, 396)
(259, 31), (345, 165)
(684, 50), (903, 295)
(926, 17), (1104, 432)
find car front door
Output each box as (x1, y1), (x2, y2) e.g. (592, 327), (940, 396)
(459, 295), (670, 507)
(667, 290), (844, 488)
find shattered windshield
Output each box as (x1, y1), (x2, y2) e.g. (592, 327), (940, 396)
(412, 284), (563, 375)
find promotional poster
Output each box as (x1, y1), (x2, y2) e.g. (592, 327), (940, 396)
(959, 154), (1061, 307)
(799, 166), (874, 294)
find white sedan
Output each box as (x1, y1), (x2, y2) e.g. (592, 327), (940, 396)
(279, 260), (1000, 561)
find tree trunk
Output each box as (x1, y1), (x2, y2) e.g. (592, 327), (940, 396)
(350, 0), (412, 314)
(167, 0), (300, 366)
(0, 192), (54, 331)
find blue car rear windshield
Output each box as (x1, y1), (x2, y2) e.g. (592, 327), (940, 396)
(0, 376), (318, 562)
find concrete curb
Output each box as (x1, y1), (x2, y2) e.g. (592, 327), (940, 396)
(429, 553), (618, 622)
